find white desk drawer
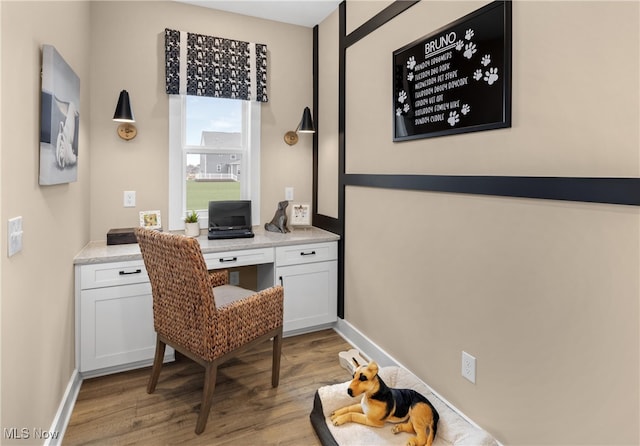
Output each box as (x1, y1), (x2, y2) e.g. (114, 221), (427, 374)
(204, 247), (274, 270)
(80, 260), (149, 290)
(275, 242), (337, 267)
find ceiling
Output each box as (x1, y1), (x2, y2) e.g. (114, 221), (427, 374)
(175, 0), (341, 28)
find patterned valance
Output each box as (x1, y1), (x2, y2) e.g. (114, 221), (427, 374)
(165, 28), (268, 102)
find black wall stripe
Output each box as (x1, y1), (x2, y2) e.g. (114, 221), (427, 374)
(345, 174), (640, 206)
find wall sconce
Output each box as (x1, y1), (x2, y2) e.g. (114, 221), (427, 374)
(113, 90), (137, 141)
(284, 106), (315, 145)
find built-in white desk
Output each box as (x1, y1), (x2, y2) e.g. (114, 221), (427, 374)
(74, 226), (339, 378)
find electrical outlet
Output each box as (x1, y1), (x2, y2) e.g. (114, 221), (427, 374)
(124, 191), (136, 208)
(285, 187), (294, 201)
(462, 351), (476, 384)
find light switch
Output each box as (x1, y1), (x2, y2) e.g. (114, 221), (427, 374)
(8, 216), (23, 257)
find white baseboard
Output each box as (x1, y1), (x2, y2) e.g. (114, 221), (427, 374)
(333, 319), (496, 439)
(45, 369), (82, 446)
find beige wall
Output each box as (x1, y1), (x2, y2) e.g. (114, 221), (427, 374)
(317, 7), (340, 219)
(340, 1), (639, 445)
(1, 0), (91, 438)
(1, 0), (313, 438)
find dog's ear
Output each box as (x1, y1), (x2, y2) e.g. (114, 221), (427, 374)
(367, 361), (379, 375)
(352, 357), (360, 368)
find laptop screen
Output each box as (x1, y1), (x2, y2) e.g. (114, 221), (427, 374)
(208, 200), (252, 231)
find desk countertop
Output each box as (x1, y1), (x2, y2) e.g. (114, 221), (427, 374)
(74, 226), (340, 265)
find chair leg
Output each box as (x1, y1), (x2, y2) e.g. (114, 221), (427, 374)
(147, 336), (166, 394)
(271, 332), (282, 388)
(195, 362), (218, 435)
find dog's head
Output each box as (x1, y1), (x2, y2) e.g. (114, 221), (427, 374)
(347, 360), (379, 397)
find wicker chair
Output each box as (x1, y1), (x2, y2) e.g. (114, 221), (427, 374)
(135, 227), (284, 434)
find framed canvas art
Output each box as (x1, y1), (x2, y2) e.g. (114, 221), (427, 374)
(39, 45), (80, 185)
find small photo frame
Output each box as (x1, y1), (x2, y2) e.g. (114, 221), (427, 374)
(291, 203), (311, 226)
(139, 210), (162, 230)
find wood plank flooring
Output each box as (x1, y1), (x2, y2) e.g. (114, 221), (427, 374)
(64, 329), (352, 445)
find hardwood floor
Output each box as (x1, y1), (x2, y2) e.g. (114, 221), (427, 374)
(64, 329), (352, 445)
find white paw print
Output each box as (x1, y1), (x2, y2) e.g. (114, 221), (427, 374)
(456, 40), (465, 51)
(403, 103), (410, 113)
(406, 56), (416, 70)
(484, 67), (499, 85)
(447, 111), (460, 126)
(461, 104), (471, 115)
(464, 42), (477, 59)
(465, 29), (474, 40)
(398, 90), (407, 103)
(407, 72), (414, 81)
(396, 107), (403, 116)
(473, 69), (483, 81)
(481, 55), (491, 66)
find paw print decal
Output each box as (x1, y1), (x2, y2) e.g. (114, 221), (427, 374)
(398, 90), (407, 104)
(463, 42), (477, 59)
(473, 69), (483, 81)
(481, 55), (491, 66)
(407, 72), (414, 81)
(447, 111), (460, 127)
(461, 104), (471, 115)
(484, 67), (499, 85)
(456, 40), (465, 51)
(406, 56), (416, 70)
(465, 29), (475, 40)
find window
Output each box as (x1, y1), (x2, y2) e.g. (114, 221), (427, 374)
(169, 95), (261, 230)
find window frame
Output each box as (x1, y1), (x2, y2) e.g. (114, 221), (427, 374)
(168, 95), (261, 230)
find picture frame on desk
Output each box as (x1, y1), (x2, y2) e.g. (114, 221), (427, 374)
(139, 210), (162, 230)
(291, 203), (311, 227)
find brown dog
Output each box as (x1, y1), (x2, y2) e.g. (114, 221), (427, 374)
(330, 360), (439, 446)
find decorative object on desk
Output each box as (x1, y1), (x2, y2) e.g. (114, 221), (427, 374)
(291, 203), (311, 227)
(106, 228), (137, 245)
(265, 200), (290, 233)
(139, 210), (162, 230)
(39, 44), (80, 185)
(113, 90), (137, 140)
(284, 107), (315, 145)
(184, 210), (200, 237)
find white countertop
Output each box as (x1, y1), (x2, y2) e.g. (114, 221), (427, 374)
(74, 226), (340, 265)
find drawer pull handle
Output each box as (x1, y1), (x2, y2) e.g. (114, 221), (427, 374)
(300, 251), (316, 256)
(219, 257), (238, 263)
(279, 276), (284, 286)
(119, 269), (142, 275)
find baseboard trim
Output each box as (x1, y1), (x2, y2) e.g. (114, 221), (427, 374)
(333, 319), (499, 442)
(45, 369), (82, 446)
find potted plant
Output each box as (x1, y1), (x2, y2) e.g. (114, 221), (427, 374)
(184, 210), (200, 237)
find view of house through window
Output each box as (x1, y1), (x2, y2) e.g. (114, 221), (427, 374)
(184, 96), (245, 212)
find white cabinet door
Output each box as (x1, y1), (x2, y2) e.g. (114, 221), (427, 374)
(277, 260), (337, 334)
(80, 282), (172, 374)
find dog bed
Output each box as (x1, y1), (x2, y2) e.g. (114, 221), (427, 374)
(310, 366), (498, 446)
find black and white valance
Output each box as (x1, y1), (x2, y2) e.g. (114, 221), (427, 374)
(165, 28), (268, 102)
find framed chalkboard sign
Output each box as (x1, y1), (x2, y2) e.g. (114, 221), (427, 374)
(393, 1), (511, 141)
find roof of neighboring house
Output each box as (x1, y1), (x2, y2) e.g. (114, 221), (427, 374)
(200, 131), (242, 147)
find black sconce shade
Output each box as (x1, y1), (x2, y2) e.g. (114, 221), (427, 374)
(297, 107), (315, 133)
(113, 90), (135, 122)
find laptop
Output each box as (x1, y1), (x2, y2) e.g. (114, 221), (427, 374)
(207, 200), (255, 240)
